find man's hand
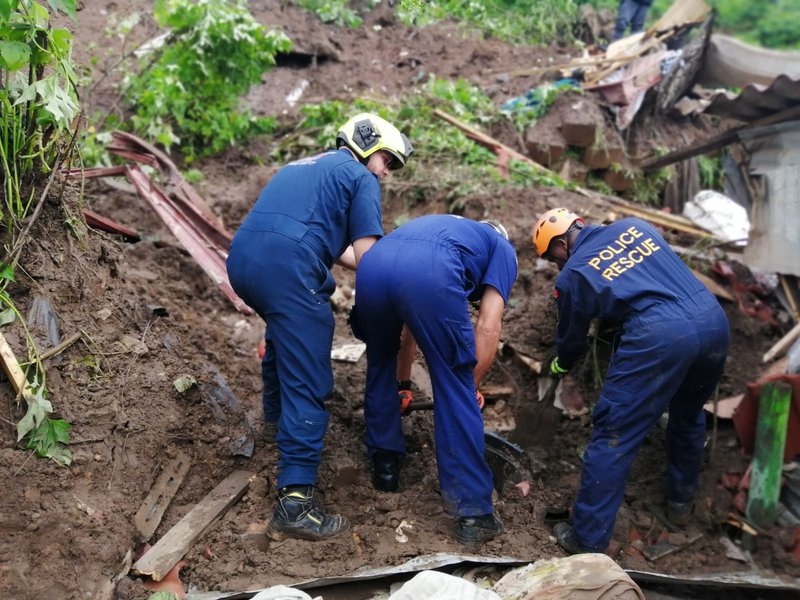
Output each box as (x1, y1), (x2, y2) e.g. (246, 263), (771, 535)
(548, 355), (569, 378)
(476, 390), (485, 410)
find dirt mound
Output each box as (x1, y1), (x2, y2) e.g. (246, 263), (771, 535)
(2, 2), (798, 599)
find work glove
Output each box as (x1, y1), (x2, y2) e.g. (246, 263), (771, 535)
(398, 380), (414, 415)
(548, 355), (569, 379)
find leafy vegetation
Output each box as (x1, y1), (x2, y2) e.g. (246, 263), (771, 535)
(0, 0), (78, 464)
(396, 0), (580, 45)
(698, 153), (724, 190)
(293, 0), (380, 28)
(123, 0), (292, 161)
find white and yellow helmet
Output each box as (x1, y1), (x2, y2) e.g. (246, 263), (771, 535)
(336, 113), (413, 170)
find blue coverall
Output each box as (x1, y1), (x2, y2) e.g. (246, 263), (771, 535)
(352, 215), (518, 516)
(554, 217), (729, 551)
(613, 0), (653, 40)
(226, 149), (383, 488)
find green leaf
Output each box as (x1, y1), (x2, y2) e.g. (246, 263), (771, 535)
(46, 0), (76, 19)
(50, 28), (73, 54)
(0, 0), (13, 23)
(0, 308), (15, 325)
(23, 417), (72, 465)
(0, 263), (15, 282)
(148, 592), (180, 600)
(0, 41), (31, 71)
(17, 389), (52, 442)
(30, 1), (49, 27)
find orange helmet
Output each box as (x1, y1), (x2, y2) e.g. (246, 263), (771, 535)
(532, 208), (584, 257)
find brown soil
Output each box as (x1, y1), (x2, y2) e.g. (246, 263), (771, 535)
(2, 2), (798, 599)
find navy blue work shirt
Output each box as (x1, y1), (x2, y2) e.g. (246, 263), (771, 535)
(389, 214), (518, 303)
(236, 148), (383, 267)
(555, 217), (707, 369)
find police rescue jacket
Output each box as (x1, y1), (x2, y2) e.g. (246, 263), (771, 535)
(554, 217), (707, 370)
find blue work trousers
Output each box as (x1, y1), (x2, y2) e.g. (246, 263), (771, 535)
(354, 237), (494, 516)
(613, 0), (652, 40)
(226, 231), (335, 488)
(572, 293), (729, 550)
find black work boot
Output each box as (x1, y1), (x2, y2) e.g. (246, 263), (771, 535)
(666, 500), (693, 527)
(266, 485), (349, 541)
(554, 522), (589, 555)
(457, 512), (504, 545)
(372, 450), (400, 492)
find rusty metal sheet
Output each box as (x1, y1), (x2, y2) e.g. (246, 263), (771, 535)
(125, 164), (253, 315)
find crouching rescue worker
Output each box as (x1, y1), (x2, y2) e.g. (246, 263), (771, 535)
(351, 215), (518, 545)
(226, 113), (413, 541)
(532, 207), (729, 554)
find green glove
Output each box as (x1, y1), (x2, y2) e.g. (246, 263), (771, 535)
(548, 356), (568, 378)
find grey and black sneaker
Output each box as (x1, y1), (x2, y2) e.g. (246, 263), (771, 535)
(372, 450), (400, 492)
(266, 485), (349, 541)
(666, 500), (693, 527)
(457, 512), (504, 545)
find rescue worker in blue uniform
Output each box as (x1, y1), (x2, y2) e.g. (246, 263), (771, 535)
(532, 208), (729, 554)
(351, 215), (518, 545)
(226, 113), (413, 541)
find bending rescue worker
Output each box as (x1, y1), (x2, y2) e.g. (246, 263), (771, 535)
(226, 113), (413, 541)
(532, 207), (729, 554)
(351, 214), (518, 545)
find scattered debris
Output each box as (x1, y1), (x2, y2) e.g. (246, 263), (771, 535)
(641, 531), (703, 561)
(330, 342), (366, 363)
(200, 367), (256, 458)
(131, 470), (254, 581)
(394, 519), (414, 543)
(683, 190), (749, 245)
(134, 450), (192, 542)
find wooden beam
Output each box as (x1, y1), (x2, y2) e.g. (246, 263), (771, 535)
(641, 104), (800, 171)
(762, 322), (800, 364)
(433, 109), (549, 171)
(134, 450), (192, 543)
(692, 269), (734, 302)
(131, 470), (253, 581)
(780, 275), (799, 323)
(40, 332), (83, 361)
(0, 332), (32, 400)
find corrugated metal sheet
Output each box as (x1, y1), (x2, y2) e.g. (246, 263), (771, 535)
(704, 74), (800, 121)
(738, 121), (800, 277)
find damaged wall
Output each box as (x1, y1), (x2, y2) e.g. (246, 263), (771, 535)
(739, 120), (800, 277)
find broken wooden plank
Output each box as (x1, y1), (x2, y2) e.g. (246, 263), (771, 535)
(131, 469), (253, 581)
(433, 108), (550, 172)
(0, 332), (32, 400)
(480, 384), (515, 399)
(780, 275), (799, 323)
(605, 201), (712, 238)
(762, 322), (800, 363)
(692, 269), (735, 302)
(40, 331), (82, 361)
(584, 30), (674, 87)
(134, 450), (192, 543)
